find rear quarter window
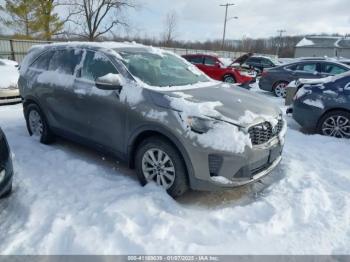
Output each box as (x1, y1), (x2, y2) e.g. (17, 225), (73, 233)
(48, 49), (82, 75)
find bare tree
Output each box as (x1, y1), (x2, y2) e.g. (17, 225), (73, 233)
(65, 0), (134, 41)
(162, 10), (178, 47)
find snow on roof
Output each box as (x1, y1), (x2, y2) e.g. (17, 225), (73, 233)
(296, 38), (315, 47)
(296, 36), (350, 49)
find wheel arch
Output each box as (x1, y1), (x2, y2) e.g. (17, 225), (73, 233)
(317, 107), (350, 127)
(273, 80), (289, 89)
(127, 126), (195, 183)
(222, 73), (237, 82)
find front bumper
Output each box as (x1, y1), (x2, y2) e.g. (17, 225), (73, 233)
(0, 88), (21, 105)
(292, 99), (323, 131)
(185, 133), (285, 191)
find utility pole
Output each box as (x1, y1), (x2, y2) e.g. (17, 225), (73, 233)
(276, 29), (286, 57)
(220, 3), (236, 49)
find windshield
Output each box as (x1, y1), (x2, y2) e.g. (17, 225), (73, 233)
(118, 51), (209, 87)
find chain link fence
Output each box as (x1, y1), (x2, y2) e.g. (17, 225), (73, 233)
(0, 38), (277, 63)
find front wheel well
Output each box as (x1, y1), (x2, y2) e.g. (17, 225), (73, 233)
(317, 108), (350, 126)
(273, 80), (289, 89)
(222, 74), (236, 82)
(128, 130), (186, 170)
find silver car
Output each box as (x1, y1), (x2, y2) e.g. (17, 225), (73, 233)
(19, 42), (286, 197)
(0, 59), (21, 105)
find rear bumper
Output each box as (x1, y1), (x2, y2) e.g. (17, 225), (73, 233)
(292, 100), (323, 130)
(0, 88), (21, 105)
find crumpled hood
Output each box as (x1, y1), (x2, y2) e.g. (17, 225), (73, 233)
(149, 83), (281, 127)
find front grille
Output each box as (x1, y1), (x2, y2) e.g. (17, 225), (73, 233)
(248, 119), (283, 145)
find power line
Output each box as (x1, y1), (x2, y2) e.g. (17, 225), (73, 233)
(220, 3), (237, 49)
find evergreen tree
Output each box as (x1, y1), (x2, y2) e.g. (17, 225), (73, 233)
(0, 0), (37, 38)
(34, 0), (64, 40)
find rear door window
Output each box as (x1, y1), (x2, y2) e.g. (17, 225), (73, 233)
(295, 63), (317, 73)
(188, 56), (203, 64)
(204, 56), (217, 66)
(80, 51), (119, 81)
(321, 63), (347, 75)
(48, 49), (81, 75)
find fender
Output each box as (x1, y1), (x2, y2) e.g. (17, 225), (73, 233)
(127, 124), (195, 186)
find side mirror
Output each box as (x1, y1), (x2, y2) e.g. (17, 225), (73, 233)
(215, 61), (221, 68)
(95, 74), (123, 91)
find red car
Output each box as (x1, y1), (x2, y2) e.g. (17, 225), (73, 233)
(182, 54), (254, 86)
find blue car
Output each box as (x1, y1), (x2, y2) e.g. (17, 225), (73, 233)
(292, 72), (350, 139)
(0, 128), (13, 198)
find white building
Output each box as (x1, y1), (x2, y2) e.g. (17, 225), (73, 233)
(295, 36), (350, 59)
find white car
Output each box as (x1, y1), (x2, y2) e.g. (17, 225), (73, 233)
(0, 59), (21, 105)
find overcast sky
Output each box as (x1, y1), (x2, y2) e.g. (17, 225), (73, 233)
(0, 0), (349, 41)
(125, 0), (350, 41)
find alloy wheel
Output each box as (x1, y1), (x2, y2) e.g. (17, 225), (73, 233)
(142, 148), (176, 189)
(224, 76), (236, 83)
(274, 83), (287, 98)
(29, 110), (43, 137)
(322, 115), (350, 139)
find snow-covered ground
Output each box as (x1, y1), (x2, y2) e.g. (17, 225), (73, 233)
(1, 84), (350, 255)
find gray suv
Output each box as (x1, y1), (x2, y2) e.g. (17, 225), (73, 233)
(19, 42), (286, 197)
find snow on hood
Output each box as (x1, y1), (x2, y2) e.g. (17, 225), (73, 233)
(154, 83), (281, 127)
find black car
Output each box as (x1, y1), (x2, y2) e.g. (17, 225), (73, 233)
(0, 127), (13, 198)
(244, 56), (280, 72)
(292, 71), (350, 139)
(259, 60), (350, 98)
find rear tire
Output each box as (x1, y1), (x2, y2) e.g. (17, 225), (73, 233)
(24, 103), (55, 144)
(273, 81), (288, 98)
(223, 74), (236, 84)
(317, 110), (350, 139)
(135, 136), (188, 198)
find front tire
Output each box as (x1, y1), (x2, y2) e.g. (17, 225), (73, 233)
(273, 81), (288, 98)
(223, 74), (236, 84)
(24, 103), (54, 144)
(135, 137), (188, 198)
(0, 184), (12, 198)
(317, 110), (350, 139)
